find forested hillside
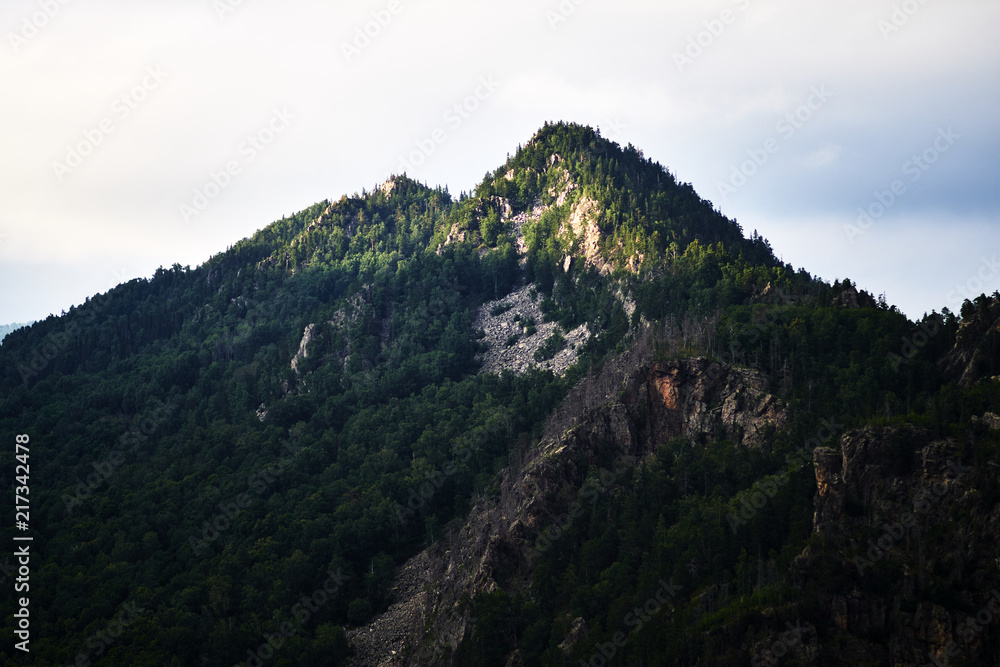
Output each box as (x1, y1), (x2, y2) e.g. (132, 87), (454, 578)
(1, 123), (996, 666)
(0, 323), (32, 344)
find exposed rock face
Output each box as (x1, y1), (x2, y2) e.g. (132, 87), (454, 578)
(345, 345), (1000, 666)
(830, 282), (879, 309)
(942, 295), (1000, 386)
(473, 284), (590, 376)
(812, 446), (844, 532)
(648, 358), (788, 449)
(509, 204), (546, 256)
(799, 426), (1000, 666)
(456, 168), (635, 278)
(546, 163), (576, 207)
(345, 552), (432, 667)
(307, 201), (337, 234)
(561, 195), (608, 274)
(288, 291), (371, 378)
(379, 177), (399, 198)
(291, 323), (317, 372)
(347, 350), (788, 666)
(558, 617), (588, 656)
(480, 195), (513, 220)
(443, 222), (466, 247)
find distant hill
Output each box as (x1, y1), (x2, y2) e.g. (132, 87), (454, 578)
(0, 321), (32, 343)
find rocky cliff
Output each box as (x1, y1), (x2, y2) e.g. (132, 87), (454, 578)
(346, 347), (1000, 666)
(796, 422), (1000, 666)
(942, 295), (1000, 387)
(347, 344), (790, 665)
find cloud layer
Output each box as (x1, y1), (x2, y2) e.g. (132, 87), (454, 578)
(1, 0), (997, 321)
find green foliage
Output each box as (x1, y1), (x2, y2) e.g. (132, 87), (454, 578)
(0, 123), (986, 665)
(533, 332), (567, 362)
(0, 173), (577, 665)
(476, 122), (776, 278)
(490, 302), (513, 317)
(480, 209), (502, 246)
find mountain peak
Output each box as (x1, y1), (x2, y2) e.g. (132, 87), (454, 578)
(438, 122), (777, 275)
(3, 121), (997, 667)
(378, 175), (400, 198)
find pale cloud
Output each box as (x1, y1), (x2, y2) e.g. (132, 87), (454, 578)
(801, 145), (843, 169)
(503, 73), (699, 126)
(0, 0), (997, 322)
(748, 212), (1000, 318)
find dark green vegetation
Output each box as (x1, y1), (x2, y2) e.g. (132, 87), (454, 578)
(0, 122), (996, 665)
(458, 294), (1000, 666)
(0, 322), (33, 344)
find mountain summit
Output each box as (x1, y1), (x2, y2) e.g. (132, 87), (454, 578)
(0, 123), (996, 666)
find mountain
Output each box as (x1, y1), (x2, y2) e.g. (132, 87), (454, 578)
(0, 321), (32, 344)
(0, 122), (997, 666)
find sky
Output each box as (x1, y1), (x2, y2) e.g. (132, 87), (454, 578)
(1, 0), (998, 325)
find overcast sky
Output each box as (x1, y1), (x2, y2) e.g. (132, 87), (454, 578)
(1, 0), (997, 325)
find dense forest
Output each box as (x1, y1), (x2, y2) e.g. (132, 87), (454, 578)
(0, 323), (32, 344)
(1, 122), (996, 666)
